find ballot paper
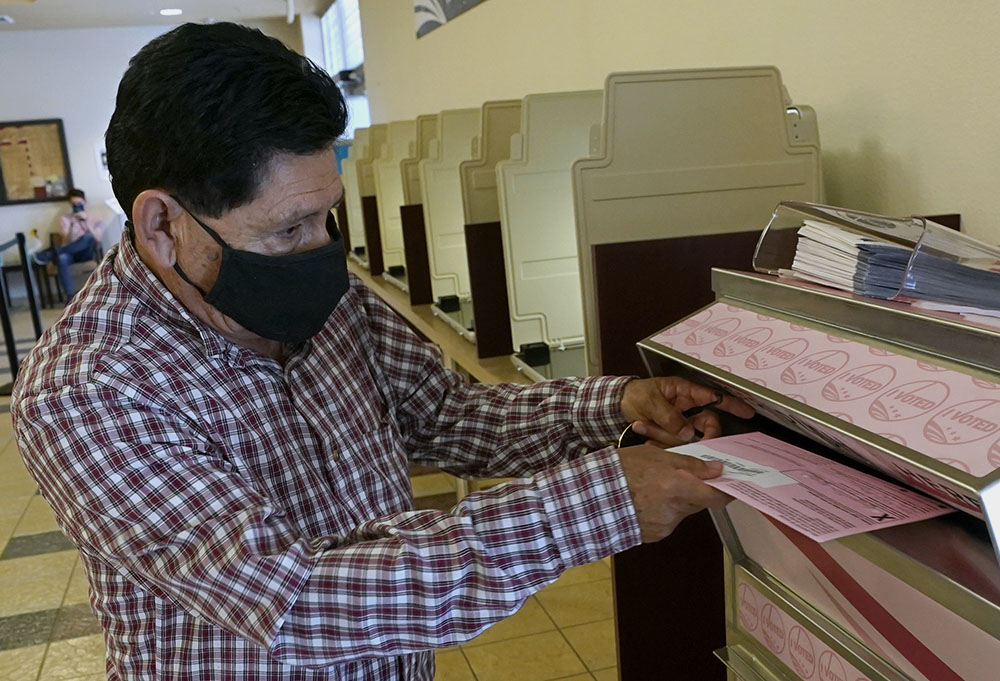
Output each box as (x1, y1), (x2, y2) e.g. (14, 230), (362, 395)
(669, 432), (953, 542)
(788, 219), (1000, 311)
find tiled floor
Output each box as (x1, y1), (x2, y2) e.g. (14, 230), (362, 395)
(0, 303), (618, 680)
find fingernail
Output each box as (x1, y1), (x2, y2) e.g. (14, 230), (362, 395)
(632, 421), (644, 435)
(679, 426), (695, 441)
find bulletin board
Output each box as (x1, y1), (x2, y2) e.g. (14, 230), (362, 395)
(0, 119), (74, 205)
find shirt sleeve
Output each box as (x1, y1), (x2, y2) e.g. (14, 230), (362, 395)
(14, 383), (640, 668)
(356, 283), (633, 478)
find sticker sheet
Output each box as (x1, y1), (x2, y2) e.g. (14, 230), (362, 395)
(652, 303), (1000, 477)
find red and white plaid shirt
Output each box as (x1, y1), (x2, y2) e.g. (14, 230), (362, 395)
(12, 232), (640, 680)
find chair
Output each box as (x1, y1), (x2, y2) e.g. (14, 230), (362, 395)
(47, 232), (103, 301)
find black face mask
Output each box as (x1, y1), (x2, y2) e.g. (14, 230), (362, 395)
(171, 206), (349, 344)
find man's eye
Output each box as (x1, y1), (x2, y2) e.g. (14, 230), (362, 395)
(281, 224), (300, 237)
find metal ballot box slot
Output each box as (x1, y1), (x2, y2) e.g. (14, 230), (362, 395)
(638, 267), (1000, 681)
(639, 268), (1000, 554)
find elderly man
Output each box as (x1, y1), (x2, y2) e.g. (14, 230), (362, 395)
(12, 23), (752, 681)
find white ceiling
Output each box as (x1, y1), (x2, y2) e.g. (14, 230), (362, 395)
(0, 0), (327, 30)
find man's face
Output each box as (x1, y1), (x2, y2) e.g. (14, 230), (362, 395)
(177, 148), (344, 283)
(69, 197), (85, 211)
(164, 148), (344, 348)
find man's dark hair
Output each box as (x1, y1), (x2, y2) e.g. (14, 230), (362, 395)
(67, 188), (86, 200)
(106, 22), (348, 220)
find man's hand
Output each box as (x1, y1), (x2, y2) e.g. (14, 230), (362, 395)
(619, 377), (754, 447)
(617, 444), (731, 543)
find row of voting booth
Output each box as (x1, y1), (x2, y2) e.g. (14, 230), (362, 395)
(340, 65), (831, 681)
(340, 66), (822, 383)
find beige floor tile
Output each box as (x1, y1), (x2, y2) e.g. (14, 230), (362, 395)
(555, 675), (593, 681)
(463, 630), (585, 681)
(411, 472), (456, 498)
(0, 643), (47, 681)
(0, 492), (31, 518)
(433, 648), (474, 681)
(463, 596), (555, 647)
(535, 579), (614, 628)
(0, 459), (37, 498)
(591, 667), (618, 681)
(63, 558), (91, 606)
(12, 494), (61, 537)
(563, 618), (617, 671)
(38, 634), (106, 681)
(0, 550), (77, 617)
(0, 495), (32, 546)
(549, 559), (611, 588)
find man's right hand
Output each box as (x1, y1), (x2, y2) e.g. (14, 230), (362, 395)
(617, 444), (731, 543)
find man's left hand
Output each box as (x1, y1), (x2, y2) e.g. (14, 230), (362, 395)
(619, 377), (755, 447)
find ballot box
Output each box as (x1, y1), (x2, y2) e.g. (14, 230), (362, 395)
(637, 267), (1000, 681)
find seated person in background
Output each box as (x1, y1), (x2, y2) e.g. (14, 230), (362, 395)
(33, 187), (103, 298)
(12, 23), (754, 681)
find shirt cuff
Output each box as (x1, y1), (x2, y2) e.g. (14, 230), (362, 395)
(571, 375), (634, 447)
(535, 446), (641, 569)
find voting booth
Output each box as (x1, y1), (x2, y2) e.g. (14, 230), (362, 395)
(639, 267), (1000, 681)
(342, 127), (370, 267)
(418, 108), (481, 341)
(374, 120), (417, 291)
(399, 114), (439, 305)
(357, 124), (388, 275)
(573, 66), (822, 378)
(459, 99), (523, 359)
(495, 90), (603, 380)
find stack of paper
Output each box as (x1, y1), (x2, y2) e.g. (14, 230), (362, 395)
(787, 220), (1000, 311)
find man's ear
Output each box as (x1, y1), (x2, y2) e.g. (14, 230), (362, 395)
(131, 190), (185, 268)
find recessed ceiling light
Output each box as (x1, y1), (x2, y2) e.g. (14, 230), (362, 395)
(0, 15), (15, 25)
(159, 8), (183, 17)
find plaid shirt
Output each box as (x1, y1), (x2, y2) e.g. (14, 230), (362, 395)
(12, 233), (640, 680)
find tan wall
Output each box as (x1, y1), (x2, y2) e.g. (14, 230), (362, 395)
(359, 0), (1000, 242)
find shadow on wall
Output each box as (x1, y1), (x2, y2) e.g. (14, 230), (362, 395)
(822, 136), (908, 214)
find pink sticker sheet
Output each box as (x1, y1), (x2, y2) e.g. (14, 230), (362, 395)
(652, 303), (1000, 477)
(672, 432), (952, 542)
(737, 579), (874, 681)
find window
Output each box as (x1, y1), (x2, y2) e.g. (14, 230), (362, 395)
(321, 0), (369, 139)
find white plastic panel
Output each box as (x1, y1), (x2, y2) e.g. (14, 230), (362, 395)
(401, 114), (438, 206)
(418, 108), (481, 299)
(358, 124), (387, 198)
(460, 100), (521, 225)
(341, 127), (369, 255)
(496, 91), (602, 348)
(572, 67), (823, 373)
(373, 120), (416, 269)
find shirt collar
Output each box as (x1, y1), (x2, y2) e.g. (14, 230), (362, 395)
(112, 228), (237, 362)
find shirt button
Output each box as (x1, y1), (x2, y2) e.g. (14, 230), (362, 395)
(330, 449), (339, 461)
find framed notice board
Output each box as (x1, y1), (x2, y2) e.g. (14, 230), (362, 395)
(0, 119), (74, 206)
